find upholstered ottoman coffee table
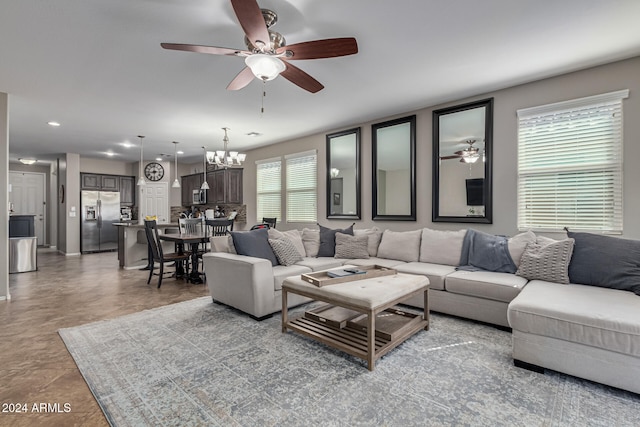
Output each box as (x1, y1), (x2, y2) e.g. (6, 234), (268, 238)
(281, 272), (429, 370)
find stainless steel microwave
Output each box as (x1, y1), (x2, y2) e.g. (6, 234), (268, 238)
(192, 189), (206, 204)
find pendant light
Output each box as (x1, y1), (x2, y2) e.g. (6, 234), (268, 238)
(136, 135), (146, 186)
(171, 141), (181, 188)
(200, 146), (210, 190)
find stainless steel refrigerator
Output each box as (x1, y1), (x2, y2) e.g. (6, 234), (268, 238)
(81, 190), (120, 253)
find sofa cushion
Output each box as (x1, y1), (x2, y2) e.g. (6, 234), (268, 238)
(230, 228), (278, 266)
(567, 231), (640, 295)
(445, 270), (528, 303)
(419, 228), (466, 266)
(343, 257), (406, 269)
(353, 227), (383, 257)
(377, 229), (422, 262)
(507, 230), (537, 268)
(301, 228), (320, 257)
(273, 264), (312, 291)
(295, 257), (345, 272)
(317, 224), (354, 257)
(508, 280), (640, 357)
(395, 262), (456, 291)
(516, 237), (575, 284)
(268, 228), (305, 257)
(268, 238), (304, 266)
(334, 232), (370, 259)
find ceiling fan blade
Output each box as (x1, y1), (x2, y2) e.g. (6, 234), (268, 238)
(227, 67), (255, 91)
(277, 37), (358, 60)
(231, 0), (270, 50)
(440, 155), (461, 160)
(280, 62), (324, 93)
(161, 43), (247, 56)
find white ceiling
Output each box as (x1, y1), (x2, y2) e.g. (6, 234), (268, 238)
(2, 0), (640, 165)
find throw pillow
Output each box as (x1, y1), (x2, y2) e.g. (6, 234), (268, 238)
(268, 238), (303, 266)
(334, 232), (370, 259)
(566, 230), (640, 295)
(301, 228), (320, 257)
(377, 229), (422, 262)
(354, 227), (383, 257)
(317, 223), (354, 257)
(507, 230), (537, 268)
(419, 228), (466, 266)
(230, 228), (279, 266)
(268, 228), (305, 257)
(516, 238), (575, 284)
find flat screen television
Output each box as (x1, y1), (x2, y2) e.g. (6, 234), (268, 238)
(466, 178), (484, 206)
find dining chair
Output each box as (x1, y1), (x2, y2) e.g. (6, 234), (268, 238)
(262, 217), (277, 229)
(144, 220), (190, 288)
(179, 217), (204, 234)
(205, 219), (234, 237)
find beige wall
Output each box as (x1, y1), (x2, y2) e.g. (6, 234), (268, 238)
(1, 92), (9, 299)
(242, 56), (640, 239)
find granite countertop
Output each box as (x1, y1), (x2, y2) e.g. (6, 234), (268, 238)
(113, 222), (179, 228)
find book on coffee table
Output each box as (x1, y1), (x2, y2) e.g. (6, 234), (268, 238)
(326, 268), (366, 278)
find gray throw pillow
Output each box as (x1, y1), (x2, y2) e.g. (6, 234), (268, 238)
(334, 232), (370, 259)
(567, 231), (640, 295)
(317, 224), (354, 257)
(516, 238), (575, 284)
(268, 238), (303, 266)
(230, 228), (279, 266)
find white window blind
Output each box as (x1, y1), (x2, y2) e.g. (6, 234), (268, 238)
(517, 90), (628, 234)
(256, 158), (281, 223)
(286, 150), (317, 223)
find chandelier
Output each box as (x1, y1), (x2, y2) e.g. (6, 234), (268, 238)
(206, 128), (246, 167)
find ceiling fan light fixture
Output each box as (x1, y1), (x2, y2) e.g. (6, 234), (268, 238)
(245, 54), (285, 81)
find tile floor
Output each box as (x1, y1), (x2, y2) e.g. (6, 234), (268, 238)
(0, 249), (208, 426)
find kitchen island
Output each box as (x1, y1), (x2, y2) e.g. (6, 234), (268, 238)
(114, 222), (179, 269)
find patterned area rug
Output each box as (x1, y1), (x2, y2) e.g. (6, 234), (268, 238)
(59, 297), (640, 426)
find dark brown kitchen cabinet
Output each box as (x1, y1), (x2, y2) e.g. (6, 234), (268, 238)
(101, 175), (119, 191)
(181, 173), (203, 206)
(206, 168), (243, 204)
(81, 173), (120, 191)
(119, 176), (135, 206)
(81, 173), (100, 190)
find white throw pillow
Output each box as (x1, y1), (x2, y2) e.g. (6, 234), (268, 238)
(516, 237), (575, 284)
(268, 228), (305, 257)
(301, 228), (320, 257)
(377, 229), (422, 262)
(419, 228), (466, 266)
(353, 227), (383, 257)
(335, 232), (370, 259)
(507, 230), (537, 267)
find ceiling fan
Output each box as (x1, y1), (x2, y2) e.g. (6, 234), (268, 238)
(440, 139), (482, 163)
(161, 0), (358, 93)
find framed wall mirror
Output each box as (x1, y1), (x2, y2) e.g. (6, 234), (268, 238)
(372, 115), (416, 221)
(326, 127), (361, 219)
(432, 98), (493, 223)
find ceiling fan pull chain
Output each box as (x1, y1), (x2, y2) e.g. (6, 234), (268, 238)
(261, 80), (266, 115)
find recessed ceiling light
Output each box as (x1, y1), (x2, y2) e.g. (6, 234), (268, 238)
(120, 142), (135, 148)
(177, 150), (184, 155)
(105, 151), (116, 157)
(19, 158), (37, 165)
(246, 132), (262, 137)
(155, 157), (163, 162)
(47, 121), (61, 127)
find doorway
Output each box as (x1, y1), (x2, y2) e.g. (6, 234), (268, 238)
(140, 182), (169, 223)
(9, 171), (46, 245)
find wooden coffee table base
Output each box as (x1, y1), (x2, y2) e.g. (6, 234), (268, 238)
(281, 273), (429, 371)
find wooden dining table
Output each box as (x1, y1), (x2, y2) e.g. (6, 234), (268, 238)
(158, 232), (209, 284)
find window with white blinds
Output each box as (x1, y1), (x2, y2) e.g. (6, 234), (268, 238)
(256, 158), (281, 223)
(517, 90), (628, 234)
(285, 150), (317, 223)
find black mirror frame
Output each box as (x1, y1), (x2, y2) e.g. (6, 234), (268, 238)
(326, 127), (361, 219)
(372, 115), (417, 221)
(432, 98), (493, 224)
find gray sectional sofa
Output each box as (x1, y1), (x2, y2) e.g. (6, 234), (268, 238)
(202, 225), (640, 395)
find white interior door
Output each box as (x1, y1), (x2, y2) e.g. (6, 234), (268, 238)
(141, 183), (169, 223)
(9, 171), (46, 245)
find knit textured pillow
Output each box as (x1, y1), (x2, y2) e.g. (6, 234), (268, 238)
(516, 238), (575, 284)
(268, 238), (303, 266)
(334, 232), (370, 259)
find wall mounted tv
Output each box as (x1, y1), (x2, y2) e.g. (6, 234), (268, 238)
(466, 178), (484, 206)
